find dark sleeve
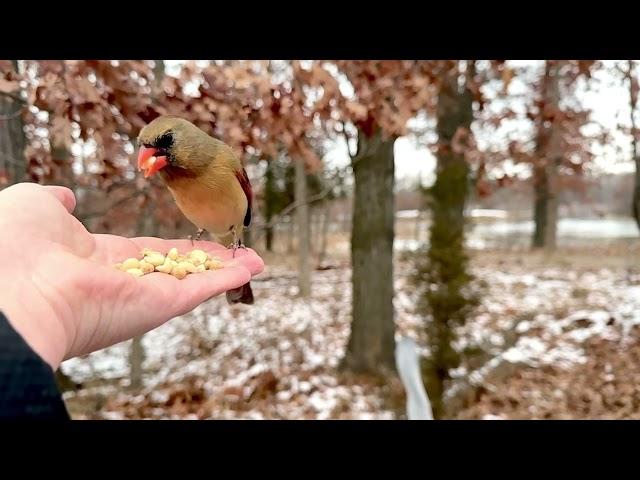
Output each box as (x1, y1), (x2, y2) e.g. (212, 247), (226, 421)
(0, 311), (70, 420)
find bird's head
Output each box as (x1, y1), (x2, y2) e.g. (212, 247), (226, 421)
(136, 115), (213, 178)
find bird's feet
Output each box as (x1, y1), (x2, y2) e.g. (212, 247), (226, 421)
(226, 240), (247, 258)
(188, 228), (206, 246)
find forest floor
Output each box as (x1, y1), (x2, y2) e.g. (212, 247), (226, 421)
(60, 240), (640, 419)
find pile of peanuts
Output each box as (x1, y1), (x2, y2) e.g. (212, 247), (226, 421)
(115, 248), (224, 279)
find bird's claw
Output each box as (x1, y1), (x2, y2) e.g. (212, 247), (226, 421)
(189, 228), (206, 246)
(226, 241), (246, 258)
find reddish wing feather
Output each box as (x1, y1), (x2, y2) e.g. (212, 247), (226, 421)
(236, 168), (252, 227)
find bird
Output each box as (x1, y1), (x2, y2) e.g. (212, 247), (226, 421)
(136, 115), (254, 304)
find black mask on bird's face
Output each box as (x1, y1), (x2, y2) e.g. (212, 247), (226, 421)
(137, 131), (175, 178)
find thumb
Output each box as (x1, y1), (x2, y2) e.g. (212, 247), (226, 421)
(43, 185), (77, 214)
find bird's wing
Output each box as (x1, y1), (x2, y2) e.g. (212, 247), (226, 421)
(235, 168), (252, 227)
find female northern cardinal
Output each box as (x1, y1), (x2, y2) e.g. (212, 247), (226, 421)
(137, 115), (254, 304)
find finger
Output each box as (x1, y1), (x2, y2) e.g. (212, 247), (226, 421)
(135, 265), (252, 328)
(216, 248), (265, 276)
(43, 185), (77, 214)
(68, 263), (251, 354)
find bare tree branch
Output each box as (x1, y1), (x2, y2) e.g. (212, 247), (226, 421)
(249, 159), (351, 238)
(250, 185), (333, 237)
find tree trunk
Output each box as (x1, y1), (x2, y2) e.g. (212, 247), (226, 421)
(295, 159), (311, 298)
(310, 208), (317, 255)
(264, 159), (275, 251)
(634, 150), (640, 233)
(317, 200), (331, 267)
(265, 223), (274, 251)
(129, 335), (145, 389)
(287, 219), (295, 254)
(0, 60), (26, 186)
(532, 61), (562, 250)
(626, 61), (640, 233)
(341, 126), (396, 374)
(532, 164), (558, 249)
(420, 61), (475, 418)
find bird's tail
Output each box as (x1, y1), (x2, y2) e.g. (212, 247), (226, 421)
(226, 282), (254, 305)
(216, 229), (254, 305)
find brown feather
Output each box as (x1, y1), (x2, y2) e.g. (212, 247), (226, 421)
(138, 116), (255, 305)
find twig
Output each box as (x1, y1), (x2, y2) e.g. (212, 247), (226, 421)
(250, 157), (353, 239)
(443, 317), (529, 416)
(250, 186), (333, 237)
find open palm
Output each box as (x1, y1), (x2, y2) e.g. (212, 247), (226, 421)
(0, 183), (264, 369)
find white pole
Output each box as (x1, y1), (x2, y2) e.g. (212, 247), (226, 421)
(395, 337), (433, 420)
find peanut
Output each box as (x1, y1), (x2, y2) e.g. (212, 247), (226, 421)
(205, 258), (223, 270)
(155, 258), (174, 274)
(122, 258), (140, 270)
(188, 249), (209, 266)
(126, 268), (144, 277)
(139, 260), (155, 274)
(144, 253), (166, 267)
(177, 261), (197, 273)
(116, 247), (224, 279)
(171, 264), (188, 279)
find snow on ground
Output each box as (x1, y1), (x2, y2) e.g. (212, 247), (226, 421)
(62, 264), (409, 419)
(61, 254), (640, 419)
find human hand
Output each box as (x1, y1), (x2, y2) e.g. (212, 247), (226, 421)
(0, 183), (264, 370)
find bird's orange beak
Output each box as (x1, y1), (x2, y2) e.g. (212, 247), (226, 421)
(137, 146), (168, 178)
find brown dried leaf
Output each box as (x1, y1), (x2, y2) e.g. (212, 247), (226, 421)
(345, 101), (368, 120)
(50, 116), (74, 150)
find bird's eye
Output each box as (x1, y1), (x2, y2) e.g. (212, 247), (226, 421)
(156, 132), (174, 150)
